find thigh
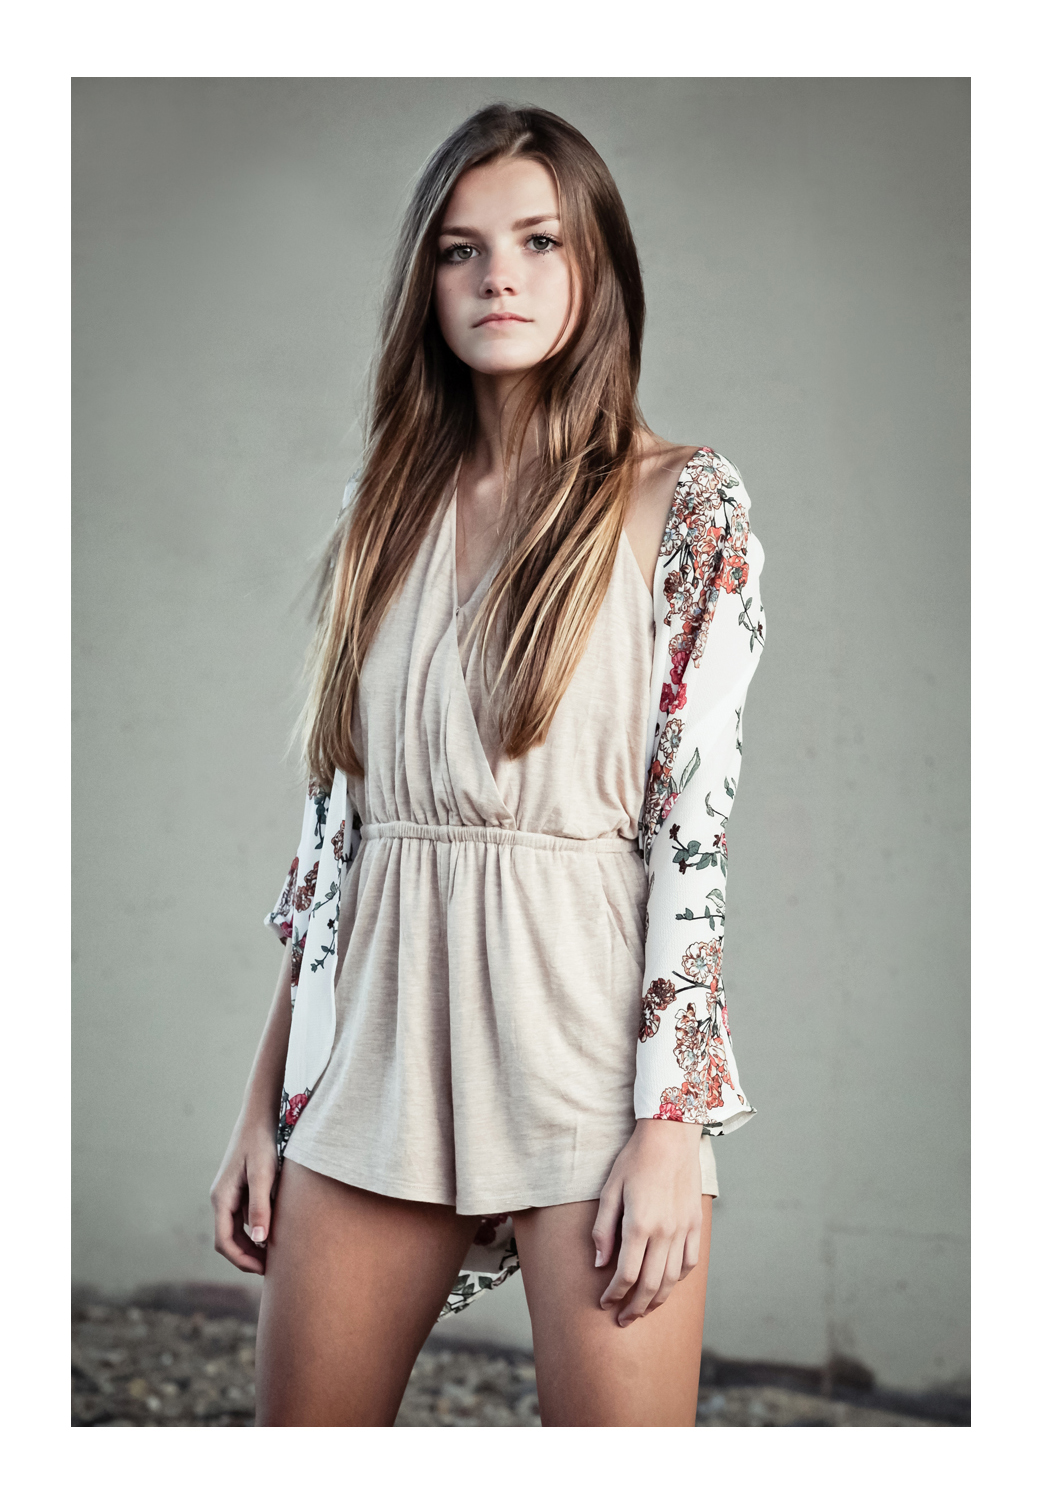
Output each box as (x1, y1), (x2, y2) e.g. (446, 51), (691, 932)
(512, 1194), (714, 1427)
(255, 1159), (481, 1426)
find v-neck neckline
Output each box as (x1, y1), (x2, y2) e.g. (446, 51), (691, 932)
(448, 447), (704, 627)
(450, 483), (655, 626)
(451, 483), (504, 619)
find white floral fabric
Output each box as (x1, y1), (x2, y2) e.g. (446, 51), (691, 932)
(634, 449), (766, 1127)
(264, 448), (766, 1316)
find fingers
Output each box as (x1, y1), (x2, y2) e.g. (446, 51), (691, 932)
(649, 1235), (686, 1312)
(683, 1224), (703, 1278)
(591, 1177), (623, 1271)
(211, 1161), (269, 1276)
(611, 1236), (672, 1325)
(246, 1156), (276, 1247)
(214, 1197), (265, 1275)
(599, 1217), (650, 1310)
(601, 1219), (703, 1325)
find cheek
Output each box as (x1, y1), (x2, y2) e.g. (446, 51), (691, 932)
(433, 275), (453, 334)
(537, 259), (575, 330)
(434, 271), (469, 347)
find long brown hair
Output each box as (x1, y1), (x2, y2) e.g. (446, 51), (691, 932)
(303, 102), (649, 786)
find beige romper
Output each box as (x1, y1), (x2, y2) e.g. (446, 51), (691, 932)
(284, 483), (718, 1211)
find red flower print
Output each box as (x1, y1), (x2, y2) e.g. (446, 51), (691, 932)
(641, 717), (686, 855)
(714, 552), (749, 596)
(331, 820), (345, 863)
(672, 1003), (703, 1075)
(272, 857), (299, 938)
(661, 680), (687, 714)
(669, 630), (696, 679)
(693, 524), (724, 575)
(663, 571), (699, 625)
(705, 1038), (737, 1110)
(293, 861), (318, 912)
(639, 978), (677, 1041)
(473, 1214), (509, 1246)
(726, 500), (749, 548)
(655, 1096), (684, 1122)
(290, 935), (305, 988)
(284, 1093), (309, 1127)
(712, 504), (751, 595)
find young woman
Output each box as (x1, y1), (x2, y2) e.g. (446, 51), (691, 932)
(210, 103), (766, 1428)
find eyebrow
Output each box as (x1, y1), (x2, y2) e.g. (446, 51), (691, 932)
(438, 214), (561, 237)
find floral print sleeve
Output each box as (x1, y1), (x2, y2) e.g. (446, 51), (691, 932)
(636, 449), (766, 1132)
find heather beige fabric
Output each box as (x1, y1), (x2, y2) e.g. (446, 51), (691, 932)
(284, 482), (718, 1211)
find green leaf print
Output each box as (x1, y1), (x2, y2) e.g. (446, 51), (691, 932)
(680, 746), (701, 789)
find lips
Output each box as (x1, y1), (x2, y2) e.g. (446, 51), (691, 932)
(475, 313), (529, 327)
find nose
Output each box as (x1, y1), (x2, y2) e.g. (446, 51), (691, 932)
(478, 244), (517, 299)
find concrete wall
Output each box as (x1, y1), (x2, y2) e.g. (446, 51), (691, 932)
(72, 78), (969, 1393)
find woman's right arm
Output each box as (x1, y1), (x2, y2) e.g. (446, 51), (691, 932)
(209, 941), (294, 1274)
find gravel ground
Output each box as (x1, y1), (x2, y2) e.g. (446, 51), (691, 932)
(71, 1300), (951, 1427)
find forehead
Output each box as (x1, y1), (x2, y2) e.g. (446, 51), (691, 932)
(441, 156), (560, 225)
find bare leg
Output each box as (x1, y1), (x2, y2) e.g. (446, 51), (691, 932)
(512, 1194), (714, 1426)
(254, 1159), (481, 1426)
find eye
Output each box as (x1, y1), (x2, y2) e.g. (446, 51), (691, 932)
(440, 241), (477, 264)
(526, 234), (560, 254)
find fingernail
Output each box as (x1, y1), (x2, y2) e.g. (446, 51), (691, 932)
(251, 1226), (266, 1243)
(619, 1316), (635, 1327)
(595, 1251), (603, 1267)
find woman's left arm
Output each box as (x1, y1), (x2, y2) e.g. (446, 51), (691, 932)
(593, 449), (767, 1321)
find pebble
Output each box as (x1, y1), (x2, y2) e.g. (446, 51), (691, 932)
(71, 1300), (944, 1427)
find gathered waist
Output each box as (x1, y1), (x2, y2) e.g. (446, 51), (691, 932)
(360, 819), (637, 855)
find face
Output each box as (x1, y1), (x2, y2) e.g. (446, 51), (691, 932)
(434, 156), (577, 378)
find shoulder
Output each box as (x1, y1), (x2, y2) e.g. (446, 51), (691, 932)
(629, 437), (749, 524)
(627, 435), (698, 530)
(674, 446), (749, 507)
(625, 437), (744, 595)
(631, 436), (701, 504)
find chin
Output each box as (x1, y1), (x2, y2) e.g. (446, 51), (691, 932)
(463, 337), (547, 371)
(459, 351), (536, 378)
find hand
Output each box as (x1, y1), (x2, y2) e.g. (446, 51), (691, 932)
(592, 1117), (706, 1325)
(209, 1113), (279, 1276)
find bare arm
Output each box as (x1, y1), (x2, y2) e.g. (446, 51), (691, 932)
(209, 943), (294, 1274)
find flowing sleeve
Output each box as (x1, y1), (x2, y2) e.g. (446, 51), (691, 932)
(264, 785), (333, 944)
(635, 449), (767, 1132)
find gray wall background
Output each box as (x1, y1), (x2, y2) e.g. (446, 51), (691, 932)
(72, 78), (969, 1394)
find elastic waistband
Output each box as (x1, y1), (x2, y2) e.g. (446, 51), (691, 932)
(360, 820), (637, 854)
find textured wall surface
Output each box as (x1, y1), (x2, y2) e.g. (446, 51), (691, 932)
(72, 78), (969, 1393)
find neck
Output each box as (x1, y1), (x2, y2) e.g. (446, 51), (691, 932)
(464, 370), (543, 489)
